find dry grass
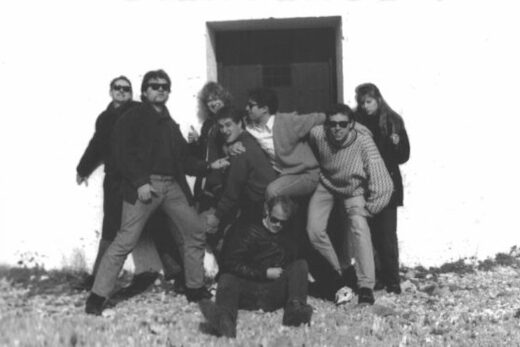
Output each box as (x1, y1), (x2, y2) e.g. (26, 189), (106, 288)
(1, 250), (520, 346)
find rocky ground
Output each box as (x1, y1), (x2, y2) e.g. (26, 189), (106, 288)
(1, 251), (520, 346)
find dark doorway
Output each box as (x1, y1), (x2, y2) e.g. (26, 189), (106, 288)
(208, 18), (341, 113)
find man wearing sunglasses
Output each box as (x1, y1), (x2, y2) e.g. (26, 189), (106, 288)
(76, 76), (139, 288)
(199, 195), (313, 338)
(307, 103), (393, 306)
(85, 70), (230, 315)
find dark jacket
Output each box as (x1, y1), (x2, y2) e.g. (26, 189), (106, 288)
(215, 131), (277, 221)
(189, 118), (226, 200)
(356, 112), (410, 206)
(222, 222), (297, 281)
(76, 101), (140, 177)
(114, 102), (209, 204)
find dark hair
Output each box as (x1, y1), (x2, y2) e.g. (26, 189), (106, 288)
(215, 106), (245, 125)
(325, 103), (355, 122)
(140, 69), (171, 94)
(355, 83), (403, 137)
(265, 195), (296, 219)
(248, 88), (279, 114)
(198, 82), (233, 119)
(110, 75), (132, 90)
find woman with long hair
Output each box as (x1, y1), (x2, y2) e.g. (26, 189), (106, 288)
(188, 81), (233, 212)
(354, 83), (410, 294)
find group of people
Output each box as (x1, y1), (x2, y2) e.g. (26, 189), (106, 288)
(76, 69), (410, 338)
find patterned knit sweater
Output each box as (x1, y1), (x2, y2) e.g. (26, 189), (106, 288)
(309, 125), (394, 215)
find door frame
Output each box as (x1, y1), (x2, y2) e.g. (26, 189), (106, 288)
(206, 16), (344, 103)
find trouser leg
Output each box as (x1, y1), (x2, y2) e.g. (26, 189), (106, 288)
(265, 170), (319, 200)
(161, 181), (206, 289)
(370, 207), (399, 285)
(91, 239), (112, 277)
(306, 183), (341, 273)
(92, 197), (160, 297)
(342, 196), (375, 289)
(101, 174), (123, 241)
(285, 259), (309, 303)
(215, 273), (241, 322)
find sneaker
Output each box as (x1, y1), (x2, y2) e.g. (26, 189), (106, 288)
(282, 300), (313, 327)
(386, 283), (402, 295)
(199, 299), (236, 338)
(85, 293), (106, 316)
(335, 286), (355, 306)
(185, 286), (212, 303)
(357, 287), (375, 305)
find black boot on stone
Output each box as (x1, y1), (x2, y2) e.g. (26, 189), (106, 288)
(357, 287), (375, 305)
(185, 286), (212, 303)
(85, 293), (106, 316)
(199, 299), (236, 338)
(282, 300), (313, 327)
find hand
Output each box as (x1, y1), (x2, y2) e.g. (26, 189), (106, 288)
(205, 214), (220, 233)
(188, 125), (199, 143)
(76, 173), (88, 186)
(209, 157), (230, 170)
(227, 141), (246, 157)
(390, 133), (400, 145)
(266, 267), (283, 279)
(137, 183), (157, 203)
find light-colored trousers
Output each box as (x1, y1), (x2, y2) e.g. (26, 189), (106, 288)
(92, 176), (206, 297)
(307, 182), (375, 289)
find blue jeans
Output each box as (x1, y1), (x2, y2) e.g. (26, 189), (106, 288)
(306, 183), (375, 289)
(265, 169), (319, 199)
(92, 176), (206, 297)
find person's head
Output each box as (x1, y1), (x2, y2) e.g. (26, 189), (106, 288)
(140, 69), (171, 104)
(198, 82), (232, 117)
(246, 88), (278, 123)
(355, 83), (384, 116)
(216, 106), (245, 143)
(109, 76), (133, 107)
(325, 104), (356, 144)
(263, 195), (296, 234)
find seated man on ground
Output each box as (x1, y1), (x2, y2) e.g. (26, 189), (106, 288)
(199, 196), (313, 338)
(307, 103), (393, 306)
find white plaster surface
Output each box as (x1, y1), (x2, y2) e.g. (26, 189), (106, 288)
(0, 0), (518, 269)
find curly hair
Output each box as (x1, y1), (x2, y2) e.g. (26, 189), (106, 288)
(197, 82), (233, 120)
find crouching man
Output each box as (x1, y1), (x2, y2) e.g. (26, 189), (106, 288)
(199, 195), (312, 338)
(307, 104), (393, 305)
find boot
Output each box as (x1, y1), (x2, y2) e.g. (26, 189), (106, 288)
(282, 300), (313, 327)
(199, 299), (236, 338)
(85, 292), (106, 316)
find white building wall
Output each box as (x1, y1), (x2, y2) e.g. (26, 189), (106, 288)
(0, 0), (518, 268)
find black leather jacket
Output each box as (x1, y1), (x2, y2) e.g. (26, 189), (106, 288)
(221, 222), (297, 281)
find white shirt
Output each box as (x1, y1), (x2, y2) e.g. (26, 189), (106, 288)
(246, 115), (280, 172)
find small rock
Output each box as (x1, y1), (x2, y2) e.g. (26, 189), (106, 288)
(401, 280), (417, 293)
(102, 308), (115, 318)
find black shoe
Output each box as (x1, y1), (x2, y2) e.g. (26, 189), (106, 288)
(85, 293), (106, 316)
(282, 300), (313, 327)
(357, 287), (375, 305)
(172, 274), (187, 295)
(186, 286), (212, 303)
(386, 283), (402, 295)
(74, 274), (94, 291)
(199, 299), (236, 338)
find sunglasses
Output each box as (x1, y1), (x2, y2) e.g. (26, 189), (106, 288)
(269, 216), (288, 225)
(325, 120), (350, 128)
(113, 85), (132, 92)
(148, 83), (171, 92)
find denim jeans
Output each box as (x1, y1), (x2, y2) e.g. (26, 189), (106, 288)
(306, 183), (375, 289)
(92, 176), (206, 297)
(265, 169), (319, 199)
